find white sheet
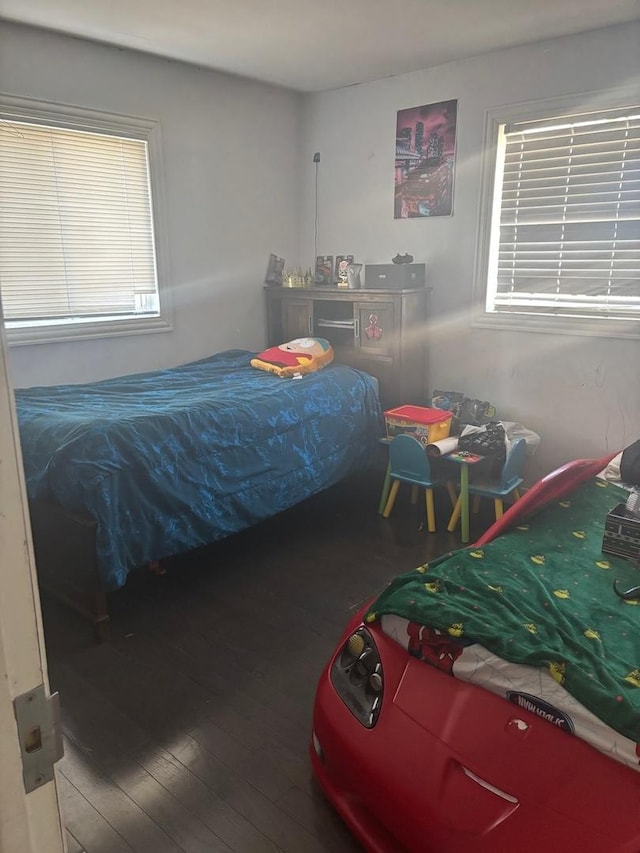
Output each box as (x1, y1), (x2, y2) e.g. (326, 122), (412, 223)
(381, 613), (640, 774)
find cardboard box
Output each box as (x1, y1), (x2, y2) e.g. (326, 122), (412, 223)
(384, 405), (452, 447)
(602, 503), (640, 561)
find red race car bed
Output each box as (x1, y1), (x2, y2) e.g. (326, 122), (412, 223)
(310, 454), (640, 853)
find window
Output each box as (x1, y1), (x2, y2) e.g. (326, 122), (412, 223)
(475, 94), (640, 337)
(0, 97), (171, 344)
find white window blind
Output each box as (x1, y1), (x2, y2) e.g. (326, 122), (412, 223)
(489, 107), (640, 321)
(0, 119), (159, 326)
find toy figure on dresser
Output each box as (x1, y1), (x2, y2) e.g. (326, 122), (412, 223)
(335, 255), (354, 286)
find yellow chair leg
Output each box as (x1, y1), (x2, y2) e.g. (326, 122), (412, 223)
(378, 462), (392, 514)
(425, 489), (436, 533)
(410, 484), (419, 505)
(383, 480), (401, 517)
(472, 494), (481, 514)
(514, 488), (521, 501)
(494, 498), (504, 520)
(446, 481), (457, 507)
(447, 495), (462, 532)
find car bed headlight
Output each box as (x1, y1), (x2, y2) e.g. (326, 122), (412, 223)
(330, 626), (384, 728)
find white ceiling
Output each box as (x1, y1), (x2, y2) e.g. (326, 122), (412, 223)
(2, 0), (639, 92)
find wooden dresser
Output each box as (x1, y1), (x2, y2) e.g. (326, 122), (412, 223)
(264, 285), (428, 408)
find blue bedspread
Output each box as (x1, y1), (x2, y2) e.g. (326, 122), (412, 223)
(15, 350), (382, 590)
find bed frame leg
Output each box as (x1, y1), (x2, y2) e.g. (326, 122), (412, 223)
(93, 616), (110, 643)
(29, 499), (111, 645)
(93, 591), (110, 643)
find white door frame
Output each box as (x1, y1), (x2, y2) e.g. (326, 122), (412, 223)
(0, 309), (66, 851)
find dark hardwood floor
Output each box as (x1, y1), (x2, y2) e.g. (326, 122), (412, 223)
(42, 467), (494, 853)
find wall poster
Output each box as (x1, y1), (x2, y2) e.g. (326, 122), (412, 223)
(394, 99), (458, 219)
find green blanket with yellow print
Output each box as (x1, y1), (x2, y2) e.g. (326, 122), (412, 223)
(367, 478), (640, 742)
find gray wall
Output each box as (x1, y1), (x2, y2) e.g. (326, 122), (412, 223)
(2, 21), (639, 477)
(299, 23), (640, 477)
(0, 22), (302, 387)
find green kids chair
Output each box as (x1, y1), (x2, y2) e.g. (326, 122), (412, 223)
(382, 434), (458, 533)
(448, 437), (526, 531)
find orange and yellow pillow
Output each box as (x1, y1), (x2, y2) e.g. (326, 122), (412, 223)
(251, 337), (334, 378)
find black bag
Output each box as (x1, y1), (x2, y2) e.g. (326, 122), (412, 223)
(432, 390), (497, 435)
(458, 422), (506, 476)
(457, 398), (497, 427)
(621, 440), (640, 486)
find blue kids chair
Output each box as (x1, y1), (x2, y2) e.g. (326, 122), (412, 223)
(448, 437), (526, 531)
(382, 434), (458, 533)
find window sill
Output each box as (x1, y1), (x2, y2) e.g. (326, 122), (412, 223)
(5, 314), (173, 346)
(471, 312), (640, 341)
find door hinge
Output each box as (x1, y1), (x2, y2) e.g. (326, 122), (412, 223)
(13, 684), (64, 793)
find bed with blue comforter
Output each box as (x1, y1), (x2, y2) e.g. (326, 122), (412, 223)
(16, 349), (382, 622)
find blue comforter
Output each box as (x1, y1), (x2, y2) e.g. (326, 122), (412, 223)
(15, 350), (382, 589)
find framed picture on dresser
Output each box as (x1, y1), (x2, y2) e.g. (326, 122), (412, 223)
(265, 253), (285, 285)
(315, 255), (334, 285)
